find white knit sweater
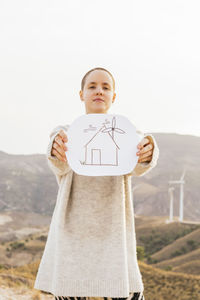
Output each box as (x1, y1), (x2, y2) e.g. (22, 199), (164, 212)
(34, 124), (159, 298)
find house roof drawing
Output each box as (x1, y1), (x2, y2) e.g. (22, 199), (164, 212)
(83, 125), (120, 150)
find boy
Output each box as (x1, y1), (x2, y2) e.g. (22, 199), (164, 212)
(34, 67), (159, 300)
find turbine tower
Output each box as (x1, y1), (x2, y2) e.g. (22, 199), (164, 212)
(169, 169), (186, 222)
(168, 186), (175, 222)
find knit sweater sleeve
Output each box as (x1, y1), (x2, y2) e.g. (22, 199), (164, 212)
(127, 131), (159, 177)
(46, 124), (72, 178)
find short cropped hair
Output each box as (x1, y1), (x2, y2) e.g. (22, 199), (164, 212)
(81, 67), (115, 91)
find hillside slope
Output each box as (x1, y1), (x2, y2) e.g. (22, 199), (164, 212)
(139, 261), (200, 300)
(1, 132), (200, 221)
(0, 260), (199, 300)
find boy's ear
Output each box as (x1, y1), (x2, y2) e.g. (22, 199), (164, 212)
(112, 92), (116, 103)
(79, 90), (84, 101)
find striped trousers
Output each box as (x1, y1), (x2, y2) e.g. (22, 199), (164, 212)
(54, 292), (145, 300)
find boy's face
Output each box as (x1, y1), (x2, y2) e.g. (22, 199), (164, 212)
(79, 70), (116, 114)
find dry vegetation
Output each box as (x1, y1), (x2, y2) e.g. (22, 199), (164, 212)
(151, 228), (200, 261)
(0, 261), (53, 299)
(153, 247), (200, 271)
(139, 261), (200, 300)
(135, 217), (200, 276)
(0, 260), (200, 300)
(0, 215), (200, 299)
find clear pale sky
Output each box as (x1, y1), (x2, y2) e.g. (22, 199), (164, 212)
(1, 0), (199, 155)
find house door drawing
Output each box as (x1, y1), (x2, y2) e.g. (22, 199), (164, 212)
(91, 149), (101, 165)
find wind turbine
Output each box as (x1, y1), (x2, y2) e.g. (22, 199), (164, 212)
(169, 169), (186, 222)
(168, 186), (175, 222)
(102, 116), (125, 139)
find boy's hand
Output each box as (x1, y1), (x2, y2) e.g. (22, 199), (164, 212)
(136, 137), (154, 163)
(51, 129), (68, 162)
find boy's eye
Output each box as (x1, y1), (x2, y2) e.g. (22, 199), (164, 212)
(89, 86), (109, 90)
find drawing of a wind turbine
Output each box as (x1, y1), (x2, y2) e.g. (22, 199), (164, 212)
(169, 169), (186, 222)
(102, 116), (125, 139)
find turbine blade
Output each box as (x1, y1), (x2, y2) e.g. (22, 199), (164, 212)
(180, 168), (186, 180)
(102, 127), (112, 133)
(114, 128), (125, 134)
(112, 117), (116, 128)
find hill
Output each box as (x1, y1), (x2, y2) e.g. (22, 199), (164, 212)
(0, 260), (199, 300)
(151, 228), (200, 261)
(135, 215), (200, 256)
(0, 213), (200, 298)
(1, 132), (200, 221)
(139, 261), (200, 300)
(0, 213), (199, 277)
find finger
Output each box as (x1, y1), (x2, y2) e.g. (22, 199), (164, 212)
(138, 155), (152, 163)
(55, 135), (68, 152)
(138, 143), (153, 155)
(139, 150), (153, 159)
(137, 137), (149, 149)
(58, 129), (68, 143)
(53, 140), (67, 159)
(51, 148), (67, 162)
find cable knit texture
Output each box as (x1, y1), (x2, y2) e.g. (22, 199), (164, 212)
(34, 123), (159, 298)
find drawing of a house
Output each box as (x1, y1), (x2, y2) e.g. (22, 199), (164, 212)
(82, 125), (120, 166)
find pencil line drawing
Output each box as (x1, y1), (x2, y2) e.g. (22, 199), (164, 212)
(80, 117), (125, 166)
(83, 124), (97, 133)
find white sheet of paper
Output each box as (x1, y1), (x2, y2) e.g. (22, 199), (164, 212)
(65, 114), (143, 176)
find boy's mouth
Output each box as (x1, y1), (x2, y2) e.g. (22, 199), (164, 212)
(93, 98), (104, 102)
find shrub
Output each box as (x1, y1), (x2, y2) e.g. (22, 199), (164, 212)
(137, 246), (146, 261)
(146, 255), (158, 264)
(36, 235), (47, 242)
(10, 242), (25, 250)
(164, 265), (173, 271)
(187, 239), (199, 250)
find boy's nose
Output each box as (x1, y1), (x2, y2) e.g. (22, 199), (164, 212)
(96, 88), (103, 94)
